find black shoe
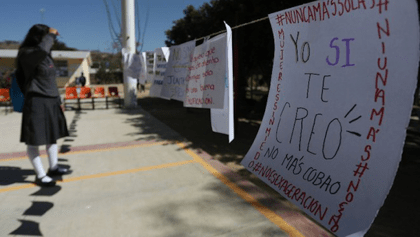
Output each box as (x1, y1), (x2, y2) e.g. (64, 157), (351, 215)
(35, 176), (56, 187)
(47, 167), (71, 176)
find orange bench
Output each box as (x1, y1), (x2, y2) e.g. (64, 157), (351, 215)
(79, 87), (94, 109)
(63, 86), (122, 110)
(63, 87), (93, 110)
(93, 87), (107, 109)
(63, 87), (79, 110)
(0, 88), (12, 114)
(93, 86), (122, 109)
(107, 86), (122, 108)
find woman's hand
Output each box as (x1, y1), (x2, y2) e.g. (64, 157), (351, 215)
(49, 27), (59, 36)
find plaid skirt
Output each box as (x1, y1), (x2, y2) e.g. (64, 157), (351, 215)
(20, 93), (69, 146)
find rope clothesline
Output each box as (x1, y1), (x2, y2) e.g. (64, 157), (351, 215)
(195, 16), (269, 41)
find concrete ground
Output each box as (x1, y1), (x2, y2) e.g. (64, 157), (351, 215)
(0, 101), (331, 237)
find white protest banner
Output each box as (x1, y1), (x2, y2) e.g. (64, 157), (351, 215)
(184, 33), (226, 108)
(240, 1), (419, 236)
(122, 49), (142, 79)
(210, 22), (234, 142)
(162, 47), (170, 62)
(161, 40), (196, 101)
(145, 51), (155, 83)
(149, 47), (169, 98)
(139, 52), (147, 85)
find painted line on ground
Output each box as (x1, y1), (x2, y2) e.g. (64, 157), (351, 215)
(0, 159), (196, 194)
(0, 184), (37, 193)
(0, 141), (168, 162)
(176, 142), (305, 237)
(0, 140), (304, 236)
(58, 141), (169, 157)
(59, 159), (196, 183)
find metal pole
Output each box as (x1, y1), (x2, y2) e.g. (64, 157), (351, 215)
(121, 0), (137, 108)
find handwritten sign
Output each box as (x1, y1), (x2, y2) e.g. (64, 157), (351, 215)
(240, 1), (419, 236)
(184, 34), (227, 108)
(149, 47), (169, 98)
(161, 40), (196, 101)
(145, 51), (155, 83)
(210, 22), (234, 142)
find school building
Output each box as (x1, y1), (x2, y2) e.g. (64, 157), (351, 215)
(0, 49), (92, 88)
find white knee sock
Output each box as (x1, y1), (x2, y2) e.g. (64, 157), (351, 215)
(46, 144), (58, 171)
(27, 145), (52, 182)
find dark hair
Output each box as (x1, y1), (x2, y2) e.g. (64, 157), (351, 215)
(19, 24), (50, 49)
(15, 24), (50, 83)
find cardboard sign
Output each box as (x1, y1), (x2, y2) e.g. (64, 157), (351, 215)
(161, 40), (196, 101)
(149, 47), (169, 98)
(210, 22), (234, 142)
(240, 1), (419, 236)
(184, 34), (227, 108)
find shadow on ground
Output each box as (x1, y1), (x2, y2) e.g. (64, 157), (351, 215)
(140, 180), (291, 237)
(60, 110), (85, 154)
(114, 97), (420, 237)
(119, 98), (271, 196)
(0, 166), (35, 185)
(115, 97), (331, 235)
(0, 161), (69, 236)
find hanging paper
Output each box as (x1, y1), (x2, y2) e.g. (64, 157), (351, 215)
(161, 40), (196, 101)
(240, 1), (419, 236)
(210, 22), (234, 142)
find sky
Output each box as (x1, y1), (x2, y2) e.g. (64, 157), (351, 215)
(0, 0), (210, 53)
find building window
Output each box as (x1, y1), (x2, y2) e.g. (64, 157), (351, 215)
(54, 60), (68, 77)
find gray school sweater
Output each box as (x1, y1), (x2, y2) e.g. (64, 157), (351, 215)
(17, 33), (59, 97)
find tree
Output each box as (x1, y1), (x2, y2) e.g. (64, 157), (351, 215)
(93, 52), (123, 84)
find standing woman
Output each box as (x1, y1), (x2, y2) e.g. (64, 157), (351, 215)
(16, 24), (70, 187)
